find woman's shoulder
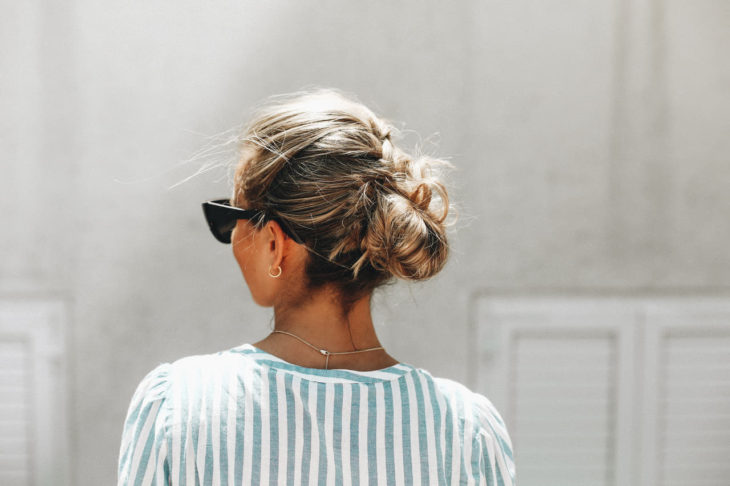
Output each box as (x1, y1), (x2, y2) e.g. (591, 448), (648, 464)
(431, 374), (514, 475)
(431, 375), (509, 436)
(158, 345), (259, 382)
(128, 348), (258, 421)
(130, 346), (258, 400)
(429, 373), (491, 409)
(167, 346), (245, 369)
(125, 361), (173, 412)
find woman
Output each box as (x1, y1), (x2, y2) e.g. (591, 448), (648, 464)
(117, 89), (514, 485)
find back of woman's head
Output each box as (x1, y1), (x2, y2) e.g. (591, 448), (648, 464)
(233, 88), (452, 300)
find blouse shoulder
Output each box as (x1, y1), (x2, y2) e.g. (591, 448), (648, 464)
(118, 352), (254, 486)
(117, 363), (172, 485)
(433, 376), (515, 485)
(472, 392), (515, 486)
(433, 378), (499, 430)
(135, 362), (172, 403)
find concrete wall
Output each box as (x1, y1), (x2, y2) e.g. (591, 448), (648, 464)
(1, 0), (727, 484)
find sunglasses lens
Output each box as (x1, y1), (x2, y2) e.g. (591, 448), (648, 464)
(202, 199), (294, 245)
(215, 218), (236, 243)
(203, 201), (236, 243)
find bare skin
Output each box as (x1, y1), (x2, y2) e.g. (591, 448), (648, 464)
(231, 217), (399, 371)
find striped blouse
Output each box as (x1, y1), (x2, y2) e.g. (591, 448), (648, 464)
(117, 343), (515, 485)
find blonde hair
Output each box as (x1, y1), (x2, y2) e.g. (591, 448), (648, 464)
(233, 89), (452, 298)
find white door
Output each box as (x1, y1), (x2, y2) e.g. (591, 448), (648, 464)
(475, 297), (730, 486)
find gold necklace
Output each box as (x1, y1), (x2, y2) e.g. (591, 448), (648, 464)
(271, 329), (385, 370)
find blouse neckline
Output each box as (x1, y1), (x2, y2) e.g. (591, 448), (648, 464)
(230, 343), (419, 384)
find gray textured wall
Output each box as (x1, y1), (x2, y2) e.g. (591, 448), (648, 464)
(1, 0), (727, 484)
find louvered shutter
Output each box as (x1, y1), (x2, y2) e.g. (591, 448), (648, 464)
(641, 300), (730, 486)
(0, 300), (69, 486)
(476, 297), (730, 486)
(475, 297), (638, 486)
(0, 339), (32, 485)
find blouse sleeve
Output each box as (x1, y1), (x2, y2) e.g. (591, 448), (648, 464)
(117, 363), (171, 486)
(474, 393), (516, 486)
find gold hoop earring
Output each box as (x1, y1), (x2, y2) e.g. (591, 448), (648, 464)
(268, 265), (282, 278)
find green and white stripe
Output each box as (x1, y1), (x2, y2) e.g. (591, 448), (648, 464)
(118, 344), (514, 485)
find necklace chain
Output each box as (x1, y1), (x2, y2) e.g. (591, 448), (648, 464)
(271, 329), (385, 370)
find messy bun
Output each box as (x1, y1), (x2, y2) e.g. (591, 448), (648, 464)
(233, 88), (452, 298)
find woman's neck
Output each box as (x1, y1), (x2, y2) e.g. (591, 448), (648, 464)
(252, 291), (399, 370)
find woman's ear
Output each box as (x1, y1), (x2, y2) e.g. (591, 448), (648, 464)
(265, 220), (289, 268)
(264, 220), (307, 279)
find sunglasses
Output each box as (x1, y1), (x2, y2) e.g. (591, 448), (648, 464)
(201, 199), (303, 244)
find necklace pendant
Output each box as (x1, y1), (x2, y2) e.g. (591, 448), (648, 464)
(319, 349), (329, 356)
